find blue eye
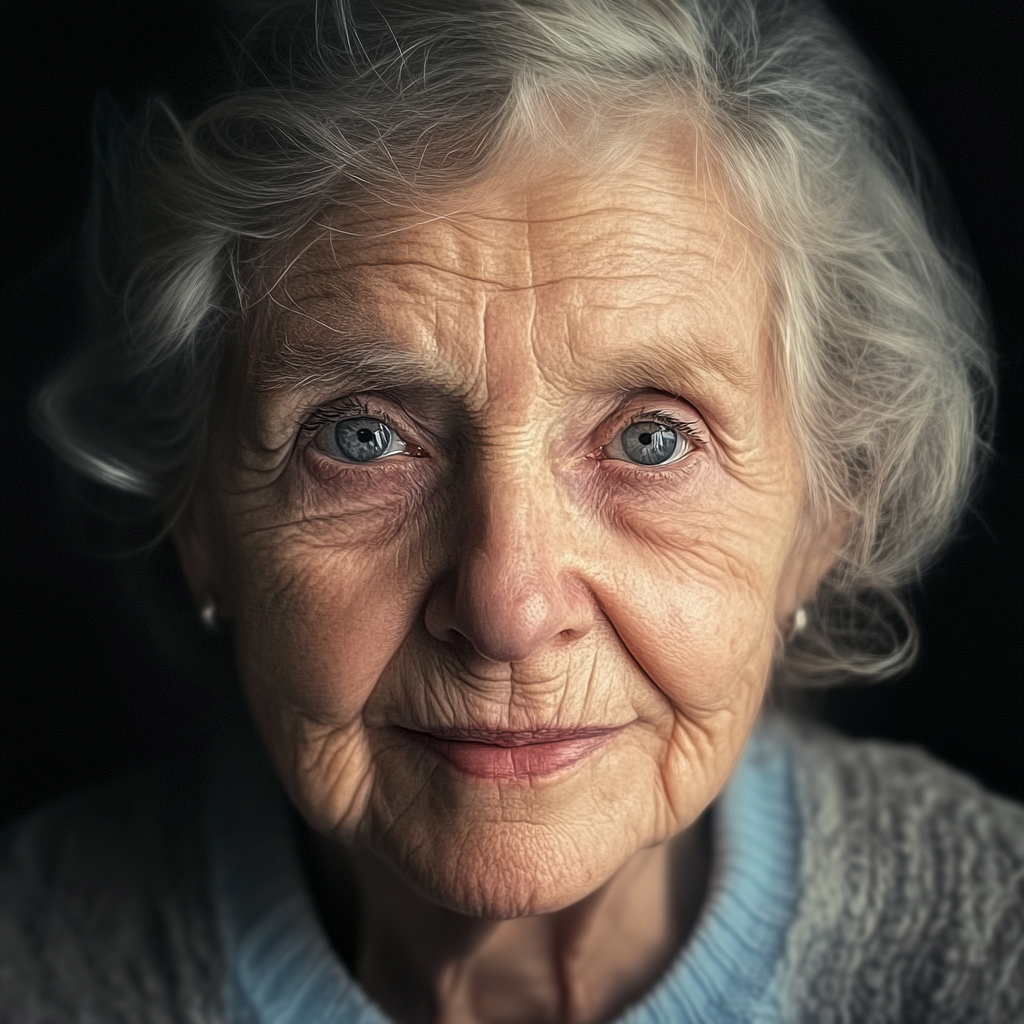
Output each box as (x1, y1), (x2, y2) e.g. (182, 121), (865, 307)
(611, 421), (685, 466)
(324, 417), (406, 463)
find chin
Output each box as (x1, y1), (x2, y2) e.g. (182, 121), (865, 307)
(375, 819), (636, 919)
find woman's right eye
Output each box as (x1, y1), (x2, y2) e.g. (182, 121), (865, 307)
(314, 416), (410, 463)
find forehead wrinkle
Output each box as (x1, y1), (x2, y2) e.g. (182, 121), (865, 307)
(321, 259), (518, 291)
(247, 269), (759, 410)
(300, 201), (724, 289)
(261, 183), (736, 314)
(241, 146), (766, 413)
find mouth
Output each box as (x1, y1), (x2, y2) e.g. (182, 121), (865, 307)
(402, 726), (626, 780)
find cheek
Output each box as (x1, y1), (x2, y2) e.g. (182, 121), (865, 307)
(224, 515), (444, 835)
(591, 473), (799, 716)
(228, 516), (437, 725)
(586, 526), (784, 830)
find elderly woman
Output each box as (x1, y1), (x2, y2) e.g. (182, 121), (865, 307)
(2, 0), (1022, 1021)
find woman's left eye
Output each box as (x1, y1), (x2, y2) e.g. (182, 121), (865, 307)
(604, 420), (692, 467)
(314, 416), (410, 463)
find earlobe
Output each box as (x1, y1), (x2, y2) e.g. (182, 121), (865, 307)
(777, 512), (847, 626)
(169, 490), (224, 616)
(799, 533), (843, 603)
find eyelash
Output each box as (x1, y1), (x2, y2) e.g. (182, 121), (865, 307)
(300, 398), (398, 436)
(620, 409), (705, 445)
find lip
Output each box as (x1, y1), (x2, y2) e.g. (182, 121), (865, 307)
(404, 727), (625, 780)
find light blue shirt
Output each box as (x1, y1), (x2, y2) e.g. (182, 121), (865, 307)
(205, 721), (800, 1023)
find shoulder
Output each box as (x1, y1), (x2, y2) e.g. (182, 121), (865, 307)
(771, 716), (1024, 1024)
(0, 757), (223, 1024)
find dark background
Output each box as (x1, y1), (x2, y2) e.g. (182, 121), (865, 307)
(2, 0), (1021, 828)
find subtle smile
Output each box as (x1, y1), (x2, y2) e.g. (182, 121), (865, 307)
(404, 727), (627, 780)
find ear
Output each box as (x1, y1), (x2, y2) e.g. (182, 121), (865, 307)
(170, 483), (231, 618)
(775, 512), (847, 622)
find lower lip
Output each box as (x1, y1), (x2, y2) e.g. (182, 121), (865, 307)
(412, 729), (622, 780)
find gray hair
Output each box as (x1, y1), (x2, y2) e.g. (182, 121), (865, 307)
(34, 0), (994, 685)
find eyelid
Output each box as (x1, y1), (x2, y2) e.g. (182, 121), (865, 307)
(613, 402), (708, 448)
(624, 407), (704, 437)
(598, 388), (708, 433)
(300, 395), (404, 434)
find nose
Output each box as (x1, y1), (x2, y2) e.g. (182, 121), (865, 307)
(424, 466), (595, 665)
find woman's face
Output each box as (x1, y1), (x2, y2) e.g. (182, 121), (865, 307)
(179, 136), (830, 917)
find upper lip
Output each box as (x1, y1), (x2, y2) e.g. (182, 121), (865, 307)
(406, 726), (627, 747)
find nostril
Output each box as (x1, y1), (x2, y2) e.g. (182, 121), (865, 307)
(423, 531), (596, 664)
(425, 579), (594, 665)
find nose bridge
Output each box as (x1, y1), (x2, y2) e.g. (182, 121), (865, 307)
(467, 452), (555, 594)
(434, 444), (590, 664)
(470, 285), (562, 578)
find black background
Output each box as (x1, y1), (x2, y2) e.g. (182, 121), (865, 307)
(2, 0), (1021, 828)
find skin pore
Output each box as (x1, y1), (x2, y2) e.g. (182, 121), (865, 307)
(174, 130), (835, 1024)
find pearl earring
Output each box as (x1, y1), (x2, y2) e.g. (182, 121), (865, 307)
(199, 596), (220, 632)
(784, 605), (808, 641)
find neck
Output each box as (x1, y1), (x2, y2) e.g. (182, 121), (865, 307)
(301, 816), (711, 1024)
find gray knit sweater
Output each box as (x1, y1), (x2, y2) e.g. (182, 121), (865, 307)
(2, 719), (1022, 1023)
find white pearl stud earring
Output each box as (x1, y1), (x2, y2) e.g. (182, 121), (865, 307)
(199, 596), (220, 632)
(793, 605), (808, 634)
(784, 605), (808, 641)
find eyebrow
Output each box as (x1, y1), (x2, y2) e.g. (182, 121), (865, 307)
(575, 338), (760, 400)
(250, 330), (464, 401)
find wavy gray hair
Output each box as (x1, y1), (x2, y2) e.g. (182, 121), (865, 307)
(35, 0), (994, 685)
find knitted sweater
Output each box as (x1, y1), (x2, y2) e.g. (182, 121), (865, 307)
(2, 717), (1022, 1023)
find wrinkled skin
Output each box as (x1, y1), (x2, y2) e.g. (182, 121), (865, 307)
(175, 133), (836, 1023)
